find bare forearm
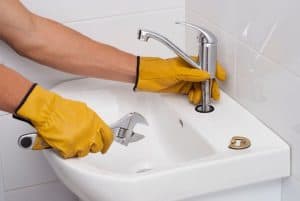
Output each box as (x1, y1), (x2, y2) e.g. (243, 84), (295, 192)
(0, 1), (137, 83)
(18, 16), (137, 82)
(0, 64), (32, 113)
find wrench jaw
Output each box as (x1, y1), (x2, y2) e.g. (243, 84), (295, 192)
(128, 112), (149, 127)
(113, 129), (146, 146)
(111, 112), (148, 146)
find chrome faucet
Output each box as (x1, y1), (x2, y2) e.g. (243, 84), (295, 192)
(138, 22), (218, 113)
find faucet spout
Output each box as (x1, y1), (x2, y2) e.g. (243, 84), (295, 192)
(138, 29), (201, 69)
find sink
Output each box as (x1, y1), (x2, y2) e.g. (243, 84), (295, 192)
(43, 78), (290, 201)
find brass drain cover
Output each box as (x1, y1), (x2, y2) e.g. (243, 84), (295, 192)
(229, 136), (251, 150)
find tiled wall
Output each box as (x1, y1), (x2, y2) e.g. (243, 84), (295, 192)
(186, 0), (300, 200)
(0, 0), (185, 200)
(0, 156), (4, 201)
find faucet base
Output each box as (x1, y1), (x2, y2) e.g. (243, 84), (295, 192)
(195, 105), (215, 113)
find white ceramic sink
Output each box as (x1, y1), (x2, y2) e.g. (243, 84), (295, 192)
(43, 78), (290, 201)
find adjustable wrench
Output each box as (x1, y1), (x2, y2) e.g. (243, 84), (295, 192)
(18, 112), (148, 149)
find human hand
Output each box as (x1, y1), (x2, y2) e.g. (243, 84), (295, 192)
(14, 84), (113, 158)
(134, 57), (226, 104)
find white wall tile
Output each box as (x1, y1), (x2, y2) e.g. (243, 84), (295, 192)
(0, 112), (8, 117)
(0, 115), (57, 191)
(282, 177), (300, 201)
(186, 0), (286, 52)
(0, 156), (5, 201)
(66, 9), (185, 58)
(21, 0), (184, 23)
(5, 181), (77, 201)
(262, 0), (300, 77)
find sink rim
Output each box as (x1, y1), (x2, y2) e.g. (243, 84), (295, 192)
(43, 78), (290, 199)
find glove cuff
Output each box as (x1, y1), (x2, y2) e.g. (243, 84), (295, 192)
(13, 83), (38, 125)
(14, 83), (38, 113)
(13, 84), (56, 127)
(133, 56), (140, 91)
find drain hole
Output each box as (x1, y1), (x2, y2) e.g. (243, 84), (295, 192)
(195, 105), (215, 113)
(136, 168), (152, 173)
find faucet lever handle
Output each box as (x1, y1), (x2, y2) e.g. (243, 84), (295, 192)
(175, 22), (217, 44)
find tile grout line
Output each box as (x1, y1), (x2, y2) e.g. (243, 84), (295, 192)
(64, 7), (184, 25)
(0, 154), (5, 201)
(4, 179), (58, 193)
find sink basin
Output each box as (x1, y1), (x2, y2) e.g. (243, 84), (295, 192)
(43, 78), (289, 201)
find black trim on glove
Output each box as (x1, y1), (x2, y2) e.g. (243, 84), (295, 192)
(12, 83), (38, 126)
(133, 56), (140, 91)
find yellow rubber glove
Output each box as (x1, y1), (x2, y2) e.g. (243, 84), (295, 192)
(14, 84), (113, 159)
(134, 57), (227, 104)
